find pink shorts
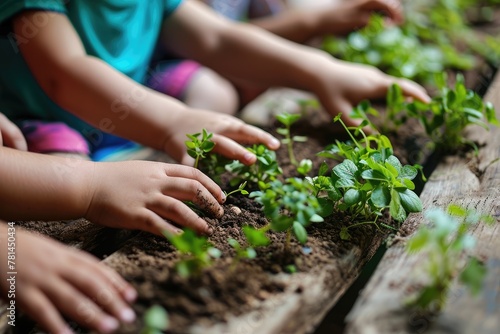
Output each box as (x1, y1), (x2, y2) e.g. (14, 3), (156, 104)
(146, 60), (201, 100)
(20, 121), (90, 155)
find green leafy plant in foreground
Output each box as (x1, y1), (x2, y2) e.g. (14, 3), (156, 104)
(406, 205), (495, 312)
(276, 112), (308, 166)
(141, 305), (169, 334)
(164, 229), (221, 278)
(185, 129), (215, 169)
(316, 116), (423, 240)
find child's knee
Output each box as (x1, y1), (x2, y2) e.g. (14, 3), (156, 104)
(184, 67), (239, 115)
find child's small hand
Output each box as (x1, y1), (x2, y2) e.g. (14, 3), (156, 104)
(161, 108), (281, 166)
(85, 161), (226, 236)
(315, 0), (404, 36)
(0, 113), (27, 151)
(0, 223), (137, 334)
(313, 59), (430, 126)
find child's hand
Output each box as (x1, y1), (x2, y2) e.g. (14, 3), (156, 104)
(0, 113), (27, 151)
(86, 161), (226, 236)
(161, 108), (281, 166)
(0, 223), (137, 334)
(313, 59), (430, 126)
(316, 0), (404, 36)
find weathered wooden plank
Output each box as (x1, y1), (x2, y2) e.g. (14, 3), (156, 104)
(345, 72), (500, 334)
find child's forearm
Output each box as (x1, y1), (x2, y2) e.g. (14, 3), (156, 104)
(0, 147), (92, 221)
(14, 12), (186, 151)
(249, 9), (320, 43)
(165, 1), (333, 95)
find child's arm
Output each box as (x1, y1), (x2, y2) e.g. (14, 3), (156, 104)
(0, 113), (27, 151)
(249, 0), (403, 43)
(163, 1), (429, 127)
(0, 146), (224, 235)
(0, 222), (137, 333)
(13, 12), (279, 166)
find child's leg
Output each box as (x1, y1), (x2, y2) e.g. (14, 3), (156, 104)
(147, 60), (240, 115)
(19, 121), (91, 160)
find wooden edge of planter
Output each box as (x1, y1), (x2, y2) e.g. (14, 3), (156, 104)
(344, 72), (500, 334)
(100, 224), (386, 334)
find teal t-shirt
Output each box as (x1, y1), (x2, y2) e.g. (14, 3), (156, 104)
(0, 0), (182, 133)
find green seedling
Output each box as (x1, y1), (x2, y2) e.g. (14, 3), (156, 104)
(225, 144), (283, 190)
(141, 305), (169, 334)
(228, 225), (270, 268)
(224, 181), (249, 198)
(406, 205), (495, 312)
(276, 112), (308, 166)
(297, 159), (313, 176)
(250, 177), (324, 248)
(407, 73), (498, 152)
(185, 129), (216, 169)
(164, 229), (221, 278)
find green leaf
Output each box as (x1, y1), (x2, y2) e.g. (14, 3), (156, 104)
(333, 160), (358, 180)
(344, 188), (362, 206)
(389, 189), (407, 222)
(459, 257), (486, 295)
(407, 228), (430, 253)
(340, 226), (351, 240)
(371, 185), (391, 208)
(228, 238), (240, 249)
(319, 162), (329, 176)
(143, 305), (169, 331)
(293, 221), (308, 244)
(398, 189), (422, 213)
(243, 225), (270, 247)
(361, 169), (388, 181)
(447, 204), (468, 217)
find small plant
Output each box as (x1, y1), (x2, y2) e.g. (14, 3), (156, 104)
(141, 305), (169, 334)
(185, 129), (216, 169)
(225, 144), (283, 189)
(250, 177), (324, 247)
(164, 229), (221, 278)
(406, 205), (495, 312)
(276, 112), (308, 166)
(297, 159), (313, 176)
(323, 15), (470, 83)
(228, 225), (270, 268)
(407, 73), (498, 152)
(224, 181), (249, 198)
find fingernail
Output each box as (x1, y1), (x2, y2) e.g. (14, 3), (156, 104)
(243, 152), (255, 163)
(125, 288), (137, 302)
(221, 191), (226, 203)
(270, 138), (280, 148)
(58, 327), (74, 334)
(120, 308), (136, 323)
(207, 226), (214, 235)
(100, 316), (119, 333)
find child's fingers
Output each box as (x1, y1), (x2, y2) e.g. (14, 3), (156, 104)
(62, 266), (135, 324)
(0, 113), (28, 151)
(149, 197), (213, 235)
(20, 287), (73, 334)
(163, 164), (225, 203)
(158, 177), (224, 218)
(394, 78), (431, 103)
(364, 0), (404, 24)
(44, 278), (120, 333)
(210, 134), (258, 165)
(216, 123), (281, 151)
(66, 250), (136, 303)
(133, 210), (184, 236)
